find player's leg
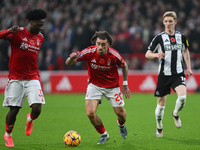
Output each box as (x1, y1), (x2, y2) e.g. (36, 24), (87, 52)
(154, 74), (171, 137)
(172, 73), (187, 128)
(25, 80), (45, 136)
(105, 87), (127, 139)
(85, 99), (109, 144)
(85, 83), (109, 144)
(25, 103), (42, 136)
(172, 85), (187, 128)
(3, 80), (25, 147)
(155, 96), (166, 137)
(85, 99), (101, 126)
(113, 106), (127, 139)
(4, 106), (20, 147)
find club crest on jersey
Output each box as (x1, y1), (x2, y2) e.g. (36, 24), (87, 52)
(177, 37), (181, 43)
(107, 58), (111, 65)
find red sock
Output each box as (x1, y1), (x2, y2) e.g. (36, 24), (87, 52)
(30, 113), (38, 120)
(5, 122), (14, 134)
(95, 123), (106, 134)
(118, 118), (126, 126)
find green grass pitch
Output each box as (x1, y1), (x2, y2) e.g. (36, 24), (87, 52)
(0, 93), (200, 150)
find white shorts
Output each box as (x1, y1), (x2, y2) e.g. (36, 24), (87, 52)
(3, 80), (45, 107)
(85, 83), (125, 107)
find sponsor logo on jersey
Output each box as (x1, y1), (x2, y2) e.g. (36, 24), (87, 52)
(91, 63), (110, 71)
(164, 44), (183, 51)
(20, 42), (40, 52)
(20, 42), (28, 50)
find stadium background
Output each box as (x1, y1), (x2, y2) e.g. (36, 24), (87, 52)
(0, 0), (200, 93)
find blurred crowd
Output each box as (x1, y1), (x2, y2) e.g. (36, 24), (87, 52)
(0, 0), (200, 71)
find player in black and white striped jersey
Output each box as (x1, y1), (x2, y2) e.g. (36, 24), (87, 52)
(145, 11), (193, 137)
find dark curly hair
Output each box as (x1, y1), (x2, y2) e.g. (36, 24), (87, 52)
(26, 9), (47, 21)
(91, 31), (113, 46)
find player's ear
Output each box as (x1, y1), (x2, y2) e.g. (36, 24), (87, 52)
(174, 20), (177, 25)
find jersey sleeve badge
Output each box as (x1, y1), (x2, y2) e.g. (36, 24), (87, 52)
(186, 39), (189, 47)
(78, 53), (83, 58)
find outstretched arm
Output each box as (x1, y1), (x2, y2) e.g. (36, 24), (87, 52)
(65, 51), (80, 65)
(121, 62), (131, 99)
(0, 26), (21, 39)
(183, 49), (193, 76)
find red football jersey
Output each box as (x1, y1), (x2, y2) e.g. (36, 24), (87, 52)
(0, 27), (44, 80)
(77, 46), (125, 88)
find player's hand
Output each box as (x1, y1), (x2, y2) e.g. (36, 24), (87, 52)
(69, 51), (79, 60)
(122, 85), (131, 99)
(186, 68), (193, 76)
(9, 26), (21, 33)
(157, 52), (165, 59)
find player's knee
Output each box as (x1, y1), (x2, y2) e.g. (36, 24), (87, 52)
(32, 110), (41, 118)
(31, 104), (41, 117)
(115, 108), (126, 118)
(86, 111), (96, 119)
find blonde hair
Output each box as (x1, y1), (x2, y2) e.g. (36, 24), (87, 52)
(163, 11), (177, 20)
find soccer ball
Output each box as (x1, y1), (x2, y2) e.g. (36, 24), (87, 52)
(63, 130), (81, 147)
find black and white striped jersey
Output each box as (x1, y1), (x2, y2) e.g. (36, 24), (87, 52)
(147, 31), (189, 76)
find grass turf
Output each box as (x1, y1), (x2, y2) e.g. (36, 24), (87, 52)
(0, 93), (200, 150)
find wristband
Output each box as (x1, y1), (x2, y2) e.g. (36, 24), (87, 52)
(123, 81), (128, 85)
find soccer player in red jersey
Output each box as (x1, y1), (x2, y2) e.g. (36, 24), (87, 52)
(0, 9), (46, 147)
(66, 31), (131, 144)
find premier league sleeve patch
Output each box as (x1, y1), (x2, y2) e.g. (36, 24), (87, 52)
(186, 39), (189, 47)
(78, 53), (83, 58)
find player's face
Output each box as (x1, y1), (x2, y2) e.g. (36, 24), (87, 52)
(163, 16), (177, 32)
(30, 19), (45, 34)
(96, 38), (109, 55)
